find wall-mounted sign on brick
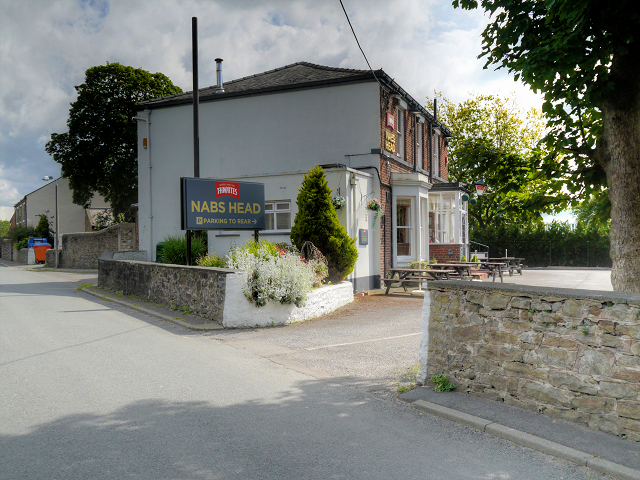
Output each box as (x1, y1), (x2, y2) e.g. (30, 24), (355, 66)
(386, 112), (395, 130)
(385, 131), (396, 153)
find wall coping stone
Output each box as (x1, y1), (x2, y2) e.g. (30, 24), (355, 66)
(97, 257), (353, 328)
(98, 254), (237, 272)
(427, 280), (640, 305)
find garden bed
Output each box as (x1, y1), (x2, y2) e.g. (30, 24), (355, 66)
(98, 255), (353, 328)
(223, 275), (353, 328)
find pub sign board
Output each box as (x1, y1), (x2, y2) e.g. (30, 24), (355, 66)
(181, 177), (265, 230)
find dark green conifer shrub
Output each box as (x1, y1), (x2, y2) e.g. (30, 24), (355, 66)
(35, 215), (54, 245)
(290, 166), (358, 281)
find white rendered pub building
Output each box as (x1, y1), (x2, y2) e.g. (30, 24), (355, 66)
(136, 61), (471, 291)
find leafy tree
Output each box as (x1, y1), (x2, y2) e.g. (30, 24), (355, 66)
(45, 63), (182, 220)
(93, 209), (125, 231)
(572, 191), (611, 230)
(0, 220), (9, 238)
(452, 0), (640, 291)
(433, 93), (569, 228)
(290, 166), (358, 281)
(9, 225), (36, 243)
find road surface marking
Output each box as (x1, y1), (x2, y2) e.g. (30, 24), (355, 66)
(305, 332), (421, 351)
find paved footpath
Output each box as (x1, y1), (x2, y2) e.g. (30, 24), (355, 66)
(2, 262), (637, 479)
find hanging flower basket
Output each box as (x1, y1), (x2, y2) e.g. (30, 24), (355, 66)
(331, 196), (346, 209)
(366, 198), (381, 212)
(366, 198), (381, 228)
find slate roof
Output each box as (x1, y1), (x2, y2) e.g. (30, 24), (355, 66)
(138, 61), (451, 135)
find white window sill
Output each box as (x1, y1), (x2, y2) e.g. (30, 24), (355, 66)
(260, 230), (291, 236)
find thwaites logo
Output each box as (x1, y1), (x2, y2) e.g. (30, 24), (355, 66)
(215, 181), (240, 199)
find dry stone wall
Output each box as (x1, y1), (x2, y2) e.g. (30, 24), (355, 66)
(99, 255), (230, 323)
(1, 239), (12, 259)
(98, 256), (354, 327)
(46, 223), (135, 269)
(418, 281), (640, 440)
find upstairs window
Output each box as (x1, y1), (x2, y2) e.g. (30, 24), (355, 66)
(397, 108), (405, 159)
(416, 121), (423, 169)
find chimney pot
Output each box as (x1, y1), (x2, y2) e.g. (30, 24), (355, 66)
(215, 58), (224, 93)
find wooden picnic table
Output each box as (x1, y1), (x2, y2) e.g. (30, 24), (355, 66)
(429, 263), (475, 278)
(437, 260), (506, 282)
(477, 261), (507, 283)
(488, 257), (524, 276)
(383, 267), (457, 294)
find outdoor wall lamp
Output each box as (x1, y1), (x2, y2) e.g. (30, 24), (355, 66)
(472, 178), (486, 197)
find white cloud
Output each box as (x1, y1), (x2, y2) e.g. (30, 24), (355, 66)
(0, 0), (543, 220)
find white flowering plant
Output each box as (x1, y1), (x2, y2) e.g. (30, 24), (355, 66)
(227, 242), (327, 308)
(331, 196), (346, 209)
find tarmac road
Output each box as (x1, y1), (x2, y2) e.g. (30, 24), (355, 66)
(0, 264), (615, 480)
(207, 294), (424, 396)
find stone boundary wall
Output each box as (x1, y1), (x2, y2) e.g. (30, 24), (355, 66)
(98, 256), (354, 327)
(99, 255), (230, 323)
(418, 281), (640, 440)
(46, 223), (135, 269)
(1, 239), (12, 259)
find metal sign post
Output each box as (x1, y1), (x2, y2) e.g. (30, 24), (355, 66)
(187, 16), (200, 266)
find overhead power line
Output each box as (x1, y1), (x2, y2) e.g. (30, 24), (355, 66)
(338, 0), (382, 86)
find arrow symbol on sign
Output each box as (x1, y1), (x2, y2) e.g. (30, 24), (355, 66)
(253, 219), (257, 224)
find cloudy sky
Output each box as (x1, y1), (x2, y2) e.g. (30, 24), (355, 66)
(0, 0), (546, 221)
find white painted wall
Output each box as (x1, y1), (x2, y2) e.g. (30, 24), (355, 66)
(222, 277), (354, 328)
(26, 177), (109, 235)
(138, 81), (381, 267)
(416, 290), (431, 385)
(204, 167), (378, 289)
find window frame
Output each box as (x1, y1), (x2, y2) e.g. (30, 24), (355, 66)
(397, 107), (405, 159)
(416, 119), (422, 169)
(395, 197), (413, 259)
(264, 200), (292, 233)
(433, 131), (440, 177)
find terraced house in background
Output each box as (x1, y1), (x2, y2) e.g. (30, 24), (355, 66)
(13, 177), (110, 238)
(136, 61), (471, 291)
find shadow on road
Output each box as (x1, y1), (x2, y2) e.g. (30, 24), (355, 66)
(0, 379), (600, 480)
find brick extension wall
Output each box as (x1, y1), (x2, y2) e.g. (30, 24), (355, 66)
(419, 282), (640, 440)
(376, 86), (452, 277)
(428, 244), (462, 263)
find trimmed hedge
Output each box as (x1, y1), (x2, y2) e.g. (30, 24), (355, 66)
(470, 222), (611, 267)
